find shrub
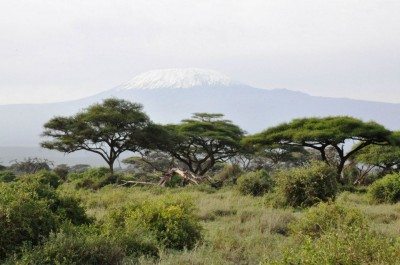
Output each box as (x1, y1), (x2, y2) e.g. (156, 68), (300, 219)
(213, 164), (242, 187)
(18, 170), (61, 188)
(0, 183), (58, 260)
(273, 161), (338, 207)
(9, 225), (158, 265)
(272, 227), (400, 265)
(0, 170), (16, 183)
(107, 195), (202, 250)
(266, 202), (400, 264)
(70, 167), (121, 190)
(237, 170), (273, 196)
(52, 195), (92, 225)
(290, 202), (367, 238)
(53, 164), (69, 181)
(368, 173), (400, 203)
(0, 180), (90, 260)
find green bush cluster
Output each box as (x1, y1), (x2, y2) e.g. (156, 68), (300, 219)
(69, 167), (120, 190)
(18, 170), (62, 188)
(0, 170), (16, 183)
(236, 170), (273, 196)
(8, 225), (158, 265)
(212, 164), (242, 187)
(273, 161), (338, 207)
(0, 180), (90, 260)
(289, 203), (367, 238)
(106, 195), (202, 250)
(267, 202), (400, 265)
(368, 173), (400, 204)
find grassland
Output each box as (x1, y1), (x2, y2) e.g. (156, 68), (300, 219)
(58, 183), (400, 265)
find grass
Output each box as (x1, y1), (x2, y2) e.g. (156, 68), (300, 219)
(58, 183), (400, 264)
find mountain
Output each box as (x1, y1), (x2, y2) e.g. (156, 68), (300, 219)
(1, 68), (399, 165)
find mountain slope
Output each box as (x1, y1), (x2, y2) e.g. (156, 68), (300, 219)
(0, 68), (399, 164)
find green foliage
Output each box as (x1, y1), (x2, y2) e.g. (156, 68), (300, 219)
(106, 195), (202, 250)
(356, 144), (400, 174)
(0, 183), (58, 260)
(246, 116), (392, 179)
(290, 202), (367, 238)
(159, 113), (244, 176)
(212, 164), (242, 187)
(0, 179), (90, 260)
(42, 98), (153, 173)
(69, 167), (121, 190)
(237, 170), (273, 196)
(52, 195), (92, 226)
(274, 227), (400, 265)
(70, 167), (110, 180)
(53, 164), (69, 181)
(368, 173), (400, 203)
(269, 202), (400, 265)
(9, 225), (158, 265)
(248, 116), (391, 147)
(18, 170), (61, 188)
(273, 161), (338, 207)
(0, 170), (16, 183)
(123, 152), (174, 174)
(9, 158), (52, 175)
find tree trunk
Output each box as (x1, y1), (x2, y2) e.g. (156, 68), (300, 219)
(109, 162), (114, 175)
(337, 161), (346, 184)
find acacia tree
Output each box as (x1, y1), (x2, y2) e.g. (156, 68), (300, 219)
(41, 98), (152, 174)
(231, 144), (309, 171)
(158, 113), (244, 176)
(245, 116), (393, 182)
(355, 143), (400, 175)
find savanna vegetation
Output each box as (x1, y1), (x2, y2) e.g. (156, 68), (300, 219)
(1, 98), (400, 264)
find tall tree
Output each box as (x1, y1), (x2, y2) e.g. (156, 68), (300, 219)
(41, 98), (152, 174)
(245, 116), (393, 182)
(158, 113), (244, 176)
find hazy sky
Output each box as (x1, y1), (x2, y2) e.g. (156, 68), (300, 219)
(1, 0), (399, 104)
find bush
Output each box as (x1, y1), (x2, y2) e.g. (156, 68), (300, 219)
(52, 195), (92, 225)
(368, 173), (400, 204)
(273, 161), (338, 207)
(237, 170), (273, 196)
(290, 202), (367, 238)
(266, 202), (400, 265)
(53, 164), (69, 181)
(70, 167), (121, 190)
(9, 225), (158, 265)
(273, 227), (400, 265)
(107, 195), (202, 250)
(0, 183), (58, 260)
(0, 170), (16, 183)
(212, 164), (242, 187)
(0, 180), (90, 260)
(18, 170), (61, 188)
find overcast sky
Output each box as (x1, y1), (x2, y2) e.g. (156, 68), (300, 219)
(1, 0), (399, 104)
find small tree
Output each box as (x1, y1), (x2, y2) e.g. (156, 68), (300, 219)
(246, 116), (393, 182)
(122, 151), (175, 174)
(355, 144), (400, 175)
(9, 157), (52, 174)
(42, 99), (152, 174)
(158, 113), (244, 176)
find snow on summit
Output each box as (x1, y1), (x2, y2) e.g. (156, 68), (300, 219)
(119, 68), (234, 90)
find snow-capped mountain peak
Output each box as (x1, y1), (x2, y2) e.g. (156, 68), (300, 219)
(118, 68), (235, 90)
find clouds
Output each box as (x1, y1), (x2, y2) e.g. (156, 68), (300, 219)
(0, 0), (399, 104)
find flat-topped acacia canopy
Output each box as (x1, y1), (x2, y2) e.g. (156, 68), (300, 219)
(245, 116), (394, 182)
